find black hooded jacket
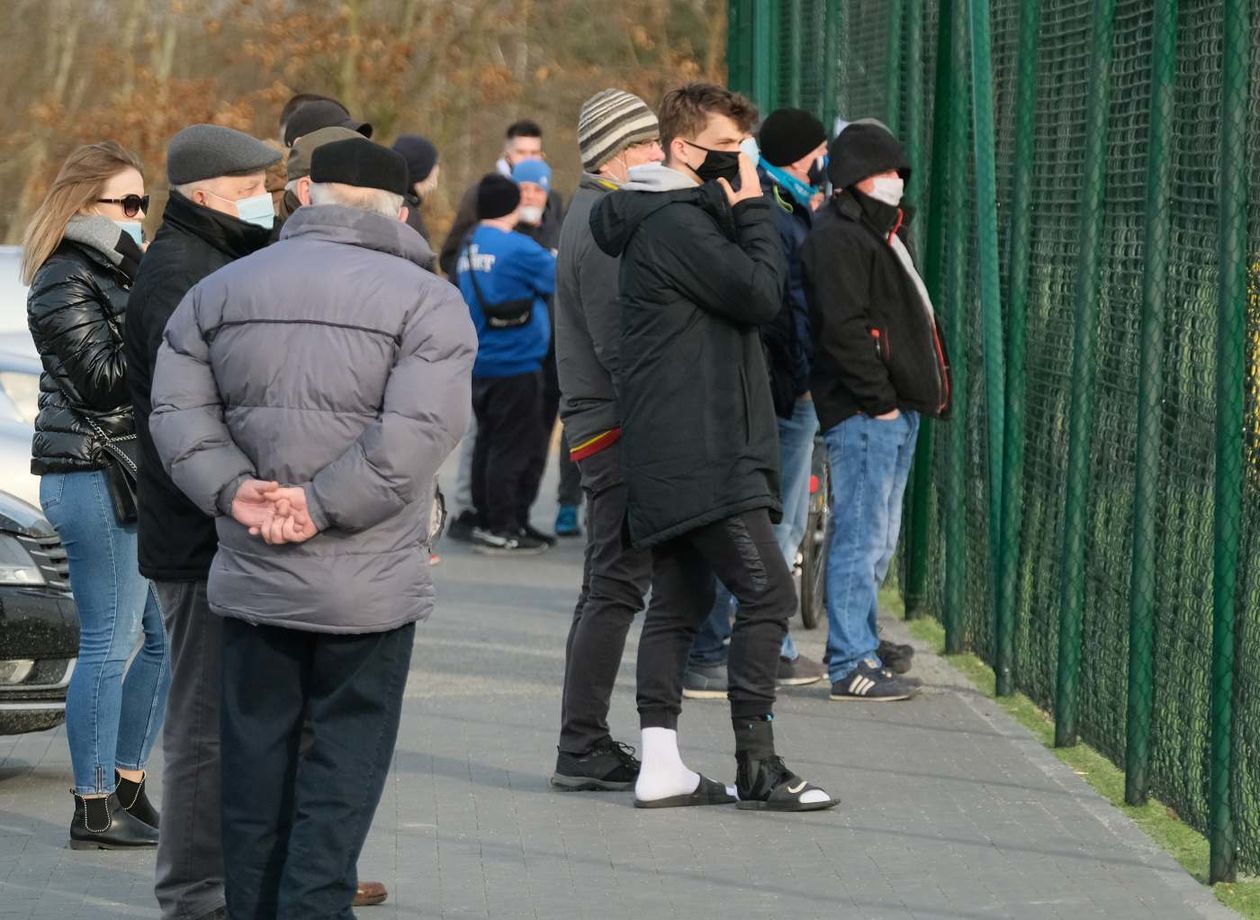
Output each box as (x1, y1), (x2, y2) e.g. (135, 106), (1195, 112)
(589, 164), (786, 548)
(124, 191), (273, 581)
(803, 125), (951, 431)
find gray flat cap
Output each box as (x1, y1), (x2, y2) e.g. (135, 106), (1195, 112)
(166, 124), (282, 185)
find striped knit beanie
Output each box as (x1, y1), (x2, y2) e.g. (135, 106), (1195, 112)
(578, 89), (659, 173)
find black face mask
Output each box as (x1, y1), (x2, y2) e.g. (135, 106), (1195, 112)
(807, 158), (827, 189)
(684, 140), (741, 186)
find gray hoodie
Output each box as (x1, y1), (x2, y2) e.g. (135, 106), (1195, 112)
(150, 204), (477, 634)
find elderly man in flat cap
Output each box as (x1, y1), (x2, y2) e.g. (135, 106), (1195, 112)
(149, 137), (476, 920)
(125, 123), (280, 920)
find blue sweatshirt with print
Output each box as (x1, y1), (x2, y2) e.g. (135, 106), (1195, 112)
(456, 225), (555, 378)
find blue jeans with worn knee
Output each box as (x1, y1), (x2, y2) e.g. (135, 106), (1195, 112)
(41, 470), (170, 795)
(689, 397), (819, 667)
(823, 410), (919, 682)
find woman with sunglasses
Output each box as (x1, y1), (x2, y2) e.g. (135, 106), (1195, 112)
(21, 142), (169, 849)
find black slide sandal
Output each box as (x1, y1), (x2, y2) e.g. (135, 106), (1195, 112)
(634, 775), (736, 809)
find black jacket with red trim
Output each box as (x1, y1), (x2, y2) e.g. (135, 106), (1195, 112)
(801, 188), (951, 432)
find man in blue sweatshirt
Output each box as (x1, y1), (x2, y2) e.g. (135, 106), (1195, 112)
(457, 174), (557, 554)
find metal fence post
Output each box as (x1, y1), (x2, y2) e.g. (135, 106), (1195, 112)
(967, 0), (1007, 673)
(821, 0), (842, 134)
(787, 0), (803, 108)
(1126, 0), (1176, 808)
(995, 0), (1041, 698)
(1054, 0), (1116, 748)
(905, 0), (955, 619)
(884, 0), (904, 134)
(941, 0), (969, 654)
(1209, 0), (1249, 884)
(751, 0), (778, 112)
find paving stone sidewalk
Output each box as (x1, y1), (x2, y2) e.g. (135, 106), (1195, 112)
(0, 474), (1237, 920)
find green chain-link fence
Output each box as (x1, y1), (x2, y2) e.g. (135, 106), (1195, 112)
(728, 0), (1258, 882)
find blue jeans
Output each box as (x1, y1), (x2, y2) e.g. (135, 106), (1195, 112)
(823, 411), (920, 681)
(41, 470), (170, 795)
(689, 397), (819, 667)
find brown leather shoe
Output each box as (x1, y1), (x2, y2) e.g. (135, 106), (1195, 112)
(353, 880), (388, 907)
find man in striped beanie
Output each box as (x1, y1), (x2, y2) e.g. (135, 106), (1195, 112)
(550, 89), (663, 791)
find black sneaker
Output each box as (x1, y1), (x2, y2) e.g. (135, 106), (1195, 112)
(471, 527), (548, 556)
(736, 754), (837, 812)
(830, 659), (920, 701)
(447, 509), (478, 543)
(878, 639), (915, 674)
(682, 663), (728, 700)
(777, 655), (825, 687)
(522, 523), (558, 547)
(551, 738), (640, 791)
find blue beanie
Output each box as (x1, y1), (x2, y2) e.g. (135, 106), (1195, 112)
(511, 159), (551, 192)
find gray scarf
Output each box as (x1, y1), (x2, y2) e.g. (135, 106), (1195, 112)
(63, 214), (142, 279)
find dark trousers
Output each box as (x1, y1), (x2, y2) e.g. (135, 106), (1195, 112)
(472, 371), (545, 533)
(559, 445), (651, 754)
(220, 617), (414, 920)
(155, 581), (224, 920)
(637, 509), (795, 729)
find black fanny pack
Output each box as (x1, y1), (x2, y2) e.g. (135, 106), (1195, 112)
(463, 244), (533, 329)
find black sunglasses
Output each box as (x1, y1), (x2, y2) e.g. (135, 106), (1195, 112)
(98, 194), (150, 218)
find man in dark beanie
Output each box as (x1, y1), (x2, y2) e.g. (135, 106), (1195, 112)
(125, 123), (279, 920)
(802, 120), (951, 702)
(455, 174), (556, 554)
(148, 136), (475, 918)
(681, 108), (828, 699)
(551, 88), (662, 791)
(391, 133), (439, 243)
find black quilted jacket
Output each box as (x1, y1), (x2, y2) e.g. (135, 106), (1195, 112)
(27, 240), (137, 474)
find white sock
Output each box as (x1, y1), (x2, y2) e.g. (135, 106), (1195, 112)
(635, 727), (700, 801)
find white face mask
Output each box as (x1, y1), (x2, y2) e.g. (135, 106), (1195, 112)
(113, 220), (144, 248)
(518, 205), (543, 225)
(868, 175), (905, 207)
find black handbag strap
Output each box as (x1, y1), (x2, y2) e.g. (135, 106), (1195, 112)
(50, 378), (138, 477)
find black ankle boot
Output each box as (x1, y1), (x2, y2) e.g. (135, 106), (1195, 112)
(733, 715), (836, 812)
(115, 771), (160, 829)
(70, 791), (160, 849)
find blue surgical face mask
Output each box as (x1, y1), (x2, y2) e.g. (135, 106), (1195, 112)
(113, 220), (144, 248)
(233, 192), (276, 230)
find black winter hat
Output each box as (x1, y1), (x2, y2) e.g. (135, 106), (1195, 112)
(391, 135), (439, 186)
(827, 122), (911, 190)
(476, 174), (521, 219)
(310, 138), (408, 196)
(284, 100), (373, 147)
(757, 108), (826, 167)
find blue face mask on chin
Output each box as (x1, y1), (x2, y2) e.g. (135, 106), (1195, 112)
(760, 160), (821, 208)
(112, 220), (144, 248)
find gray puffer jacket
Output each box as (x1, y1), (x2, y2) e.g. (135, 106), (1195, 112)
(150, 205), (476, 634)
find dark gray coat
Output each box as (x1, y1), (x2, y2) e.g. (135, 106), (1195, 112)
(555, 173), (623, 450)
(150, 205), (476, 633)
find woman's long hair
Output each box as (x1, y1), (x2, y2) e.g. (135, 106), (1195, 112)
(20, 141), (144, 284)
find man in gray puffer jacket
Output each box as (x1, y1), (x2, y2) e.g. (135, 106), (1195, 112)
(149, 138), (475, 919)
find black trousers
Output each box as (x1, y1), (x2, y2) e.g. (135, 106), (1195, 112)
(220, 617), (415, 920)
(524, 350), (582, 514)
(637, 509), (794, 729)
(559, 444), (651, 753)
(472, 371), (545, 533)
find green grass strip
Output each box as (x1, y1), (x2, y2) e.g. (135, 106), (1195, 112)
(880, 589), (1260, 918)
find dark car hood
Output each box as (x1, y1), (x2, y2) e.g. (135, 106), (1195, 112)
(0, 490), (55, 538)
